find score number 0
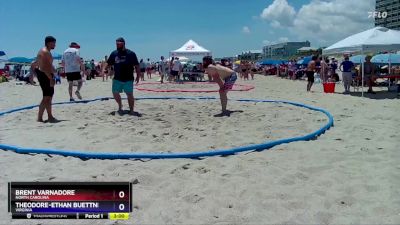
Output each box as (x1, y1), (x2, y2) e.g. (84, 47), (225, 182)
(118, 191), (126, 211)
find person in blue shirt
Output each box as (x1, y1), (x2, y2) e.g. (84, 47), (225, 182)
(102, 37), (141, 116)
(340, 56), (354, 94)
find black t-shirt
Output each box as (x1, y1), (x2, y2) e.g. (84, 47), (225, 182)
(107, 49), (139, 82)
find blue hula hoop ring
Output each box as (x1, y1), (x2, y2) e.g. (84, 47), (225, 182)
(0, 97), (334, 160)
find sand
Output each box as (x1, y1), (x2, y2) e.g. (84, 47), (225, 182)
(0, 75), (399, 224)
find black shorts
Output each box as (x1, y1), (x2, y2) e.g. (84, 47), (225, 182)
(171, 70), (179, 76)
(140, 68), (145, 73)
(35, 69), (54, 97)
(66, 72), (82, 82)
(306, 71), (314, 83)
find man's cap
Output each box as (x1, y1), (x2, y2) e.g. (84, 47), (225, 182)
(70, 42), (80, 49)
(116, 37), (125, 43)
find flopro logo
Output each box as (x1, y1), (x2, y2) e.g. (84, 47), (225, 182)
(368, 11), (388, 19)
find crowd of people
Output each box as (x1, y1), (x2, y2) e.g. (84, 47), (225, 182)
(3, 35), (400, 123)
(242, 55), (400, 93)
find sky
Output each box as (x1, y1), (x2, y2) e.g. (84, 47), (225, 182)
(0, 0), (376, 61)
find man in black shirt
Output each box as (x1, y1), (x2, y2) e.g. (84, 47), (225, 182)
(102, 37), (141, 116)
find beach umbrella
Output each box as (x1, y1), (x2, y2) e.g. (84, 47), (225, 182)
(30, 52), (63, 61)
(349, 54), (366, 64)
(260, 59), (286, 65)
(372, 53), (400, 74)
(296, 56), (312, 65)
(8, 57), (33, 63)
(52, 52), (62, 60)
(0, 51), (6, 62)
(371, 54), (400, 65)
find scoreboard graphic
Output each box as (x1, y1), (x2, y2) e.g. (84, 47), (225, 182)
(8, 182), (132, 220)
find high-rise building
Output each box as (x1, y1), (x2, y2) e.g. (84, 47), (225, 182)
(375, 0), (400, 30)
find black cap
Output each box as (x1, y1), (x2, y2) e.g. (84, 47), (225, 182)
(69, 42), (80, 48)
(116, 37), (125, 43)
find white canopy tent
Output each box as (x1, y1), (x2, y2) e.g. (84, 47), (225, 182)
(322, 27), (400, 96)
(323, 27), (400, 55)
(170, 40), (212, 57)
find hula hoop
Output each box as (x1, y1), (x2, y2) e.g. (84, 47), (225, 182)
(0, 97), (334, 160)
(135, 82), (255, 93)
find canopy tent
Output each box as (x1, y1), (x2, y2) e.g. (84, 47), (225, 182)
(298, 47), (318, 52)
(371, 54), (400, 65)
(323, 27), (400, 55)
(323, 27), (400, 96)
(170, 40), (211, 57)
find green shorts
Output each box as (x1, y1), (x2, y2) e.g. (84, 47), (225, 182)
(112, 79), (134, 93)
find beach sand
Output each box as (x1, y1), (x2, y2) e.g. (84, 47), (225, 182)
(0, 75), (399, 224)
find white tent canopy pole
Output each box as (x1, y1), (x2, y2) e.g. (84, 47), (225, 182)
(362, 51), (364, 97)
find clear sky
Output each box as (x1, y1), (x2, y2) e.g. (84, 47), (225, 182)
(0, 0), (375, 61)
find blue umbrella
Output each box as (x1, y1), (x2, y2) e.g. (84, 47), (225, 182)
(30, 52), (62, 61)
(8, 57), (33, 63)
(0, 51), (5, 56)
(371, 54), (400, 65)
(296, 56), (312, 65)
(52, 52), (62, 60)
(260, 59), (287, 65)
(349, 54), (366, 64)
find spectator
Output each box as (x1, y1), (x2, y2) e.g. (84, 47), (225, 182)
(139, 59), (146, 81)
(171, 57), (182, 81)
(339, 56), (354, 94)
(320, 57), (329, 83)
(146, 58), (152, 79)
(89, 59), (96, 79)
(360, 55), (376, 94)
